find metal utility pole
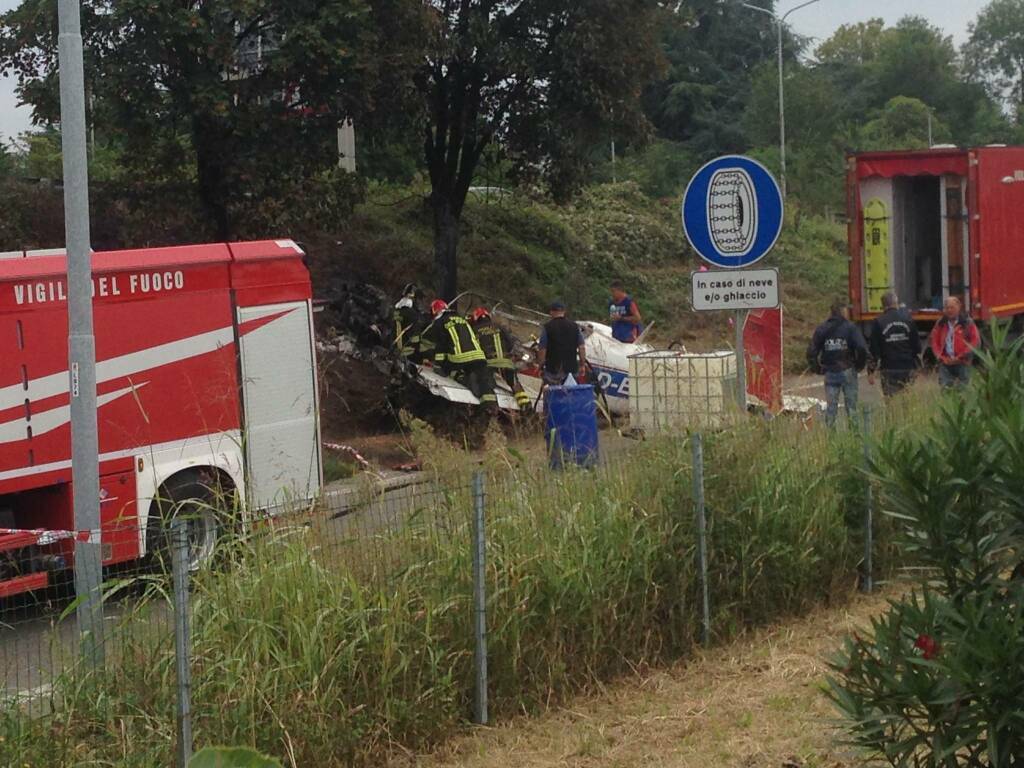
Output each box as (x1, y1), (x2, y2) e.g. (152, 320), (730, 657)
(337, 119), (356, 173)
(610, 106), (617, 183)
(740, 0), (825, 199)
(776, 17), (786, 199)
(58, 0), (104, 665)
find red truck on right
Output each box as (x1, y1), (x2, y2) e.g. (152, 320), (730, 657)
(847, 145), (1024, 339)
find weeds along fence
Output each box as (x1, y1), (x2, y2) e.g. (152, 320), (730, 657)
(0, 408), (907, 767)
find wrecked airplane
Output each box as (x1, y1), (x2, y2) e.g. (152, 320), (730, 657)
(315, 285), (661, 433)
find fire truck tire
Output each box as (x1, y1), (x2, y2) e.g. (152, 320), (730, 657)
(147, 469), (233, 572)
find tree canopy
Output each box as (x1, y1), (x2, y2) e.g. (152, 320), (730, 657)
(1, 0), (1023, 291)
(966, 0), (1024, 115)
(0, 0), (398, 236)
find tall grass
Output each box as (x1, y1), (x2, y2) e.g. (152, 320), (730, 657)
(1, 409), (911, 767)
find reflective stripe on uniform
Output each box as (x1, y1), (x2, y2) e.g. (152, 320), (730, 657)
(443, 318), (486, 364)
(477, 325), (514, 368)
(395, 318), (416, 355)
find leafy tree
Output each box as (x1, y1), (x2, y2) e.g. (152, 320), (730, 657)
(941, 78), (1016, 146)
(812, 16), (962, 129)
(869, 17), (959, 113)
(11, 128), (122, 182)
(412, 0), (663, 299)
(0, 141), (13, 178)
(966, 0), (1024, 116)
(857, 96), (950, 150)
(743, 63), (841, 151)
(814, 18), (886, 68)
(0, 0), (393, 237)
(742, 62), (847, 210)
(643, 0), (796, 156)
(813, 18), (885, 118)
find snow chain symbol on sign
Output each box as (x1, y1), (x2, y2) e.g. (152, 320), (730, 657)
(708, 169), (757, 256)
(681, 155), (783, 270)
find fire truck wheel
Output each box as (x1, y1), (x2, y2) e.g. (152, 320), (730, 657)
(148, 470), (232, 572)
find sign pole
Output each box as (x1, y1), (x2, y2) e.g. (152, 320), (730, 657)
(58, 0), (104, 666)
(735, 310), (747, 411)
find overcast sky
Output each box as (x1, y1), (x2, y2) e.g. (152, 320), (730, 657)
(0, 0), (995, 143)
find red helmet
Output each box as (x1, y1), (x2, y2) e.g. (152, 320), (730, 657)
(430, 299), (449, 316)
(471, 307), (491, 323)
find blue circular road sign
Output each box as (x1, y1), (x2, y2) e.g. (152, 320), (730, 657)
(681, 155), (784, 269)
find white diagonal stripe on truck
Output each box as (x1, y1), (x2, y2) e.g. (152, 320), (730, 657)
(0, 304), (287, 415)
(0, 382), (149, 445)
(0, 325), (234, 414)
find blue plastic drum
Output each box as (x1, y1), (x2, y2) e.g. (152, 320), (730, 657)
(545, 384), (599, 469)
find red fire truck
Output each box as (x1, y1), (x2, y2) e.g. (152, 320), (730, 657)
(847, 146), (1024, 329)
(0, 240), (322, 598)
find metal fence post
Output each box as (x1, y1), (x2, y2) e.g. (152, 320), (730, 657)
(861, 406), (873, 594)
(171, 519), (193, 767)
(471, 472), (488, 725)
(691, 434), (710, 646)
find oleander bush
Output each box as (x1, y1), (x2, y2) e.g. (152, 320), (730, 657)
(828, 328), (1024, 766)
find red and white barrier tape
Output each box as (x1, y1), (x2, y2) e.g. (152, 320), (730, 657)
(322, 442), (373, 472)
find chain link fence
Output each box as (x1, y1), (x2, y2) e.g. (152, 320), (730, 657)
(1, 404), (893, 766)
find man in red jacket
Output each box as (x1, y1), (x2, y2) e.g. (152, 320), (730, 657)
(929, 297), (981, 389)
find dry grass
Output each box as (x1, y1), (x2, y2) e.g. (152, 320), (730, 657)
(399, 590), (898, 768)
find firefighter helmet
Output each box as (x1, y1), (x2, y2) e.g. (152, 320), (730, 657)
(430, 299), (449, 316)
(471, 307), (491, 323)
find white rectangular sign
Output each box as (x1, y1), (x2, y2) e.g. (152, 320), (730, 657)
(691, 267), (780, 312)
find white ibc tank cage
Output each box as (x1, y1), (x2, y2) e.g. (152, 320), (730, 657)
(628, 350), (738, 431)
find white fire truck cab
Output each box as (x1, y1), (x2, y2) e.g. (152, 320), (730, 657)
(0, 239), (322, 598)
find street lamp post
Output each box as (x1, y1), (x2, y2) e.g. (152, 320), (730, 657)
(58, 0), (104, 666)
(740, 0), (823, 199)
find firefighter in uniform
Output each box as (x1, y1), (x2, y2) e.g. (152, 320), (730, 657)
(427, 300), (497, 408)
(470, 307), (531, 410)
(393, 283), (430, 362)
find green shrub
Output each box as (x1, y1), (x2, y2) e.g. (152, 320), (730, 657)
(828, 329), (1024, 765)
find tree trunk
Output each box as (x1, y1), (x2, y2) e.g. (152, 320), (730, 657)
(192, 112), (231, 240)
(432, 193), (460, 301)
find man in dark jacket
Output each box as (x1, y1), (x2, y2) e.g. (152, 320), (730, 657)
(537, 300), (588, 385)
(807, 302), (868, 428)
(867, 292), (921, 397)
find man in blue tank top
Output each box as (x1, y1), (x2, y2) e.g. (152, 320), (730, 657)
(608, 280), (643, 343)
